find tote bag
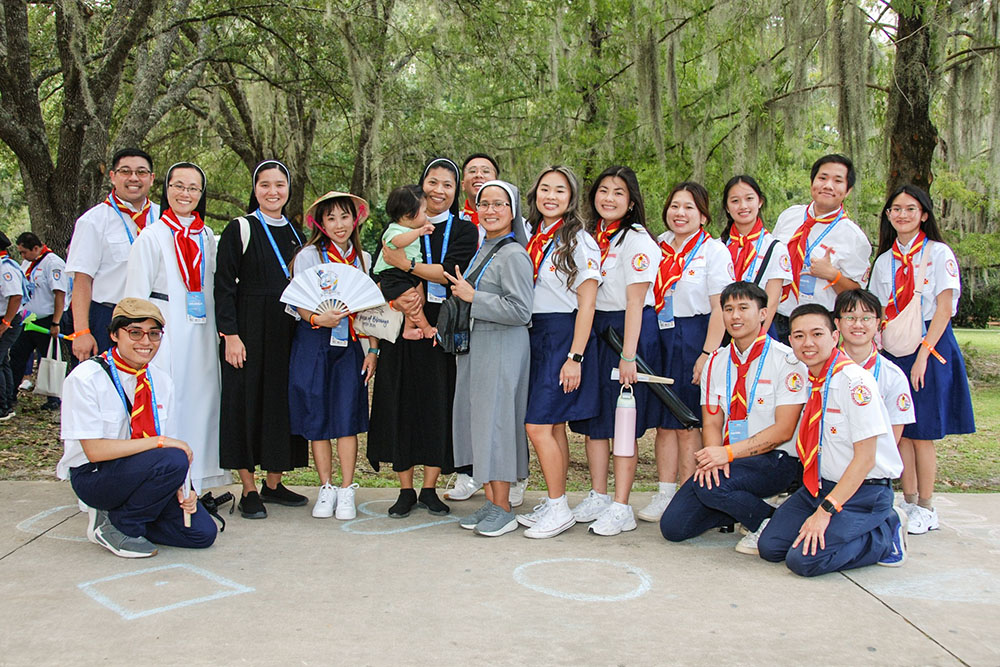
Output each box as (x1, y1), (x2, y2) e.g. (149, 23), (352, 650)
(880, 255), (927, 357)
(34, 337), (67, 398)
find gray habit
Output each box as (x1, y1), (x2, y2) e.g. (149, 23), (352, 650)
(453, 236), (534, 483)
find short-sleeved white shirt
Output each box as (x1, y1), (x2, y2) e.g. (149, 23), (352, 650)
(729, 229), (793, 287)
(701, 338), (808, 455)
(656, 232), (734, 317)
(57, 357), (175, 479)
(773, 204), (872, 315)
(66, 197), (160, 305)
(20, 252), (68, 317)
(869, 239), (961, 320)
(595, 227), (659, 311)
(532, 227), (602, 314)
(817, 363), (903, 482)
(292, 243), (372, 276)
(872, 354), (916, 426)
(0, 257), (25, 313)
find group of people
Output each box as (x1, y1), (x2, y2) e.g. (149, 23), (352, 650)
(31, 147), (974, 577)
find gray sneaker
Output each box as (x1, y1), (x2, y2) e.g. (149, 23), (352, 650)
(474, 504), (518, 537)
(93, 518), (158, 558)
(85, 506), (106, 545)
(459, 501), (495, 530)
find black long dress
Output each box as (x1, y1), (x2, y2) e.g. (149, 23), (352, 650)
(215, 214), (307, 472)
(367, 215), (478, 473)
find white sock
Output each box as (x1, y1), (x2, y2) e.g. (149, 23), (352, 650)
(550, 494), (568, 508)
(659, 482), (677, 496)
(612, 501), (630, 509)
(593, 489), (610, 498)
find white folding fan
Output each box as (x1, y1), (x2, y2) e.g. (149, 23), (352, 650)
(281, 264), (386, 315)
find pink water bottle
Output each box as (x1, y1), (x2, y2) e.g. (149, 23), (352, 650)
(613, 384), (637, 457)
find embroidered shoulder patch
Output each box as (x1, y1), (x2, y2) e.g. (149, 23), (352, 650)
(785, 372), (804, 392)
(2, 272), (11, 281)
(587, 258), (599, 271)
(779, 253), (791, 271)
(727, 263), (736, 280)
(896, 394), (911, 411)
(631, 253), (650, 271)
(851, 383), (873, 406)
(946, 258), (958, 277)
(52, 269), (62, 281)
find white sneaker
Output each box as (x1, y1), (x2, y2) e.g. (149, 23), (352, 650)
(572, 490), (612, 522)
(524, 501), (576, 539)
(312, 484), (337, 518)
(589, 503), (637, 536)
(444, 473), (482, 501)
(335, 483), (359, 520)
(18, 379), (33, 391)
(516, 499), (550, 528)
(907, 505), (939, 535)
(735, 517), (770, 555)
(637, 492), (674, 522)
(510, 479), (527, 508)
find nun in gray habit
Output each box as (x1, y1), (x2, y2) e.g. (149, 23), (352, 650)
(444, 179), (534, 537)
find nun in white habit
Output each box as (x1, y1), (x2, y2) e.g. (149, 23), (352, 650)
(445, 180), (533, 537)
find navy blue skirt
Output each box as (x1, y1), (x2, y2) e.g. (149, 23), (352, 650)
(883, 322), (975, 440)
(288, 320), (370, 440)
(570, 307), (662, 439)
(658, 312), (710, 429)
(526, 312), (600, 425)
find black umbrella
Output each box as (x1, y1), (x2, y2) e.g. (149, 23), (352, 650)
(600, 326), (701, 429)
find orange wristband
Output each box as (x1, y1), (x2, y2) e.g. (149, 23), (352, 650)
(1, 318), (10, 327)
(826, 495), (843, 512)
(823, 271), (842, 290)
(157, 436), (165, 448)
(68, 328), (91, 340)
(921, 339), (946, 364)
(724, 445), (734, 462)
(309, 313), (319, 329)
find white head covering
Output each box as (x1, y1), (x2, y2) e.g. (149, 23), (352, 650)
(476, 179), (528, 246)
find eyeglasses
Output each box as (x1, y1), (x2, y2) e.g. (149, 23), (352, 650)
(888, 206), (921, 216)
(168, 183), (203, 195)
(839, 315), (876, 324)
(113, 168), (152, 178)
(476, 201), (511, 211)
(123, 327), (163, 342)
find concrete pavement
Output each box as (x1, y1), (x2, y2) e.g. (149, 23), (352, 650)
(2, 481), (998, 666)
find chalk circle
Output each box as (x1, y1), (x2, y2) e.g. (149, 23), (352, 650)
(513, 558), (653, 602)
(340, 500), (459, 535)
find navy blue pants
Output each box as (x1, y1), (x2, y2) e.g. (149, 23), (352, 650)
(660, 451), (802, 541)
(70, 448), (216, 549)
(0, 314), (23, 413)
(89, 301), (114, 354)
(757, 481), (897, 577)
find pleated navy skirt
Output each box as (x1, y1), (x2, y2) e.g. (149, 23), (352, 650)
(526, 311), (600, 425)
(883, 322), (975, 440)
(570, 307), (662, 439)
(658, 312), (710, 429)
(288, 320), (370, 440)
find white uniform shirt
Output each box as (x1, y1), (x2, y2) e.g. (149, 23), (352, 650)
(730, 229), (793, 287)
(773, 204), (871, 315)
(66, 197), (160, 305)
(293, 243), (372, 276)
(20, 252), (69, 317)
(595, 227), (659, 311)
(656, 231), (734, 317)
(532, 227), (602, 314)
(701, 338), (808, 455)
(869, 239), (961, 321)
(0, 256), (25, 313)
(57, 357), (175, 479)
(872, 354), (916, 426)
(818, 363), (903, 482)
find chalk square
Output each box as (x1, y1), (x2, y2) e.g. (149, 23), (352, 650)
(78, 563), (254, 620)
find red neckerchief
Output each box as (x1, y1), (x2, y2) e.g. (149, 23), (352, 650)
(796, 350), (854, 496)
(653, 230), (707, 312)
(727, 218), (764, 281)
(462, 199), (479, 226)
(885, 232), (926, 321)
(526, 219), (562, 281)
(725, 330), (768, 446)
(106, 191), (152, 232)
(160, 209), (206, 292)
(110, 347), (158, 439)
(595, 219), (622, 267)
(782, 204), (844, 302)
(25, 246), (52, 280)
(324, 242), (358, 340)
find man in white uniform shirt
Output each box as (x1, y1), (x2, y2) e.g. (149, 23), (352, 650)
(66, 148), (158, 361)
(0, 231), (28, 420)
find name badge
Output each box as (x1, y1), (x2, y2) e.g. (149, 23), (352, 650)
(657, 295), (675, 330)
(798, 273), (816, 296)
(186, 291), (207, 324)
(329, 317), (349, 347)
(728, 418), (748, 444)
(427, 282), (447, 303)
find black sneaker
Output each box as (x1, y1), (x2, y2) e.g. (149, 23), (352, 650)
(260, 482), (308, 507)
(238, 491), (268, 519)
(388, 489), (418, 518)
(417, 488), (450, 515)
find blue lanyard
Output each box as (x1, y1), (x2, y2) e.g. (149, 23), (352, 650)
(801, 207), (844, 268)
(743, 233), (768, 278)
(108, 196), (148, 245)
(872, 353), (881, 381)
(890, 244), (927, 335)
(532, 239), (559, 286)
(256, 210), (301, 280)
(816, 350), (843, 487)
(468, 233), (515, 288)
(725, 337), (770, 418)
(103, 350), (160, 437)
(323, 243), (360, 269)
(670, 230), (708, 293)
(422, 213), (454, 265)
(166, 227), (206, 290)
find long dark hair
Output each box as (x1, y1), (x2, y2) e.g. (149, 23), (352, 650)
(876, 184), (945, 257)
(161, 162), (207, 218)
(720, 174), (767, 243)
(526, 166), (586, 288)
(418, 157), (461, 218)
(586, 165), (647, 247)
(300, 197), (367, 273)
(247, 160), (290, 217)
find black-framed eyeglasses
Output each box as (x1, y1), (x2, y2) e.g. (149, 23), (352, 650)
(123, 327), (163, 342)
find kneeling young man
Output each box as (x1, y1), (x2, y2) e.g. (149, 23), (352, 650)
(56, 298), (217, 558)
(660, 282), (807, 553)
(757, 304), (907, 575)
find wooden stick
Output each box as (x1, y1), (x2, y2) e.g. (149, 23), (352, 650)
(182, 471), (193, 528)
(610, 369), (675, 385)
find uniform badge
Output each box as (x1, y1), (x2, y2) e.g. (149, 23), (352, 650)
(757, 397), (765, 405)
(946, 259), (958, 277)
(728, 263), (736, 280)
(851, 383), (873, 406)
(687, 269), (695, 276)
(52, 269), (62, 281)
(896, 394), (911, 411)
(587, 259), (598, 271)
(829, 426), (838, 435)
(785, 372), (803, 392)
(779, 254), (791, 271)
(2, 272), (11, 281)
(862, 266), (871, 283)
(631, 253), (649, 271)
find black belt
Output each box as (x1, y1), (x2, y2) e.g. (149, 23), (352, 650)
(150, 291), (169, 302)
(861, 478), (892, 487)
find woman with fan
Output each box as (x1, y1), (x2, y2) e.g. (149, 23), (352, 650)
(124, 162), (228, 495)
(368, 158), (479, 518)
(214, 160), (307, 520)
(287, 192), (378, 521)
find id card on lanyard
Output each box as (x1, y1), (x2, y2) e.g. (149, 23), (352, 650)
(185, 234), (207, 324)
(799, 209), (844, 296)
(325, 244), (357, 347)
(658, 232), (707, 330)
(725, 338), (770, 443)
(423, 213), (453, 303)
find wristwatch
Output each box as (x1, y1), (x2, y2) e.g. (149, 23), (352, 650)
(567, 352), (584, 363)
(820, 498), (840, 515)
(408, 258), (416, 273)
